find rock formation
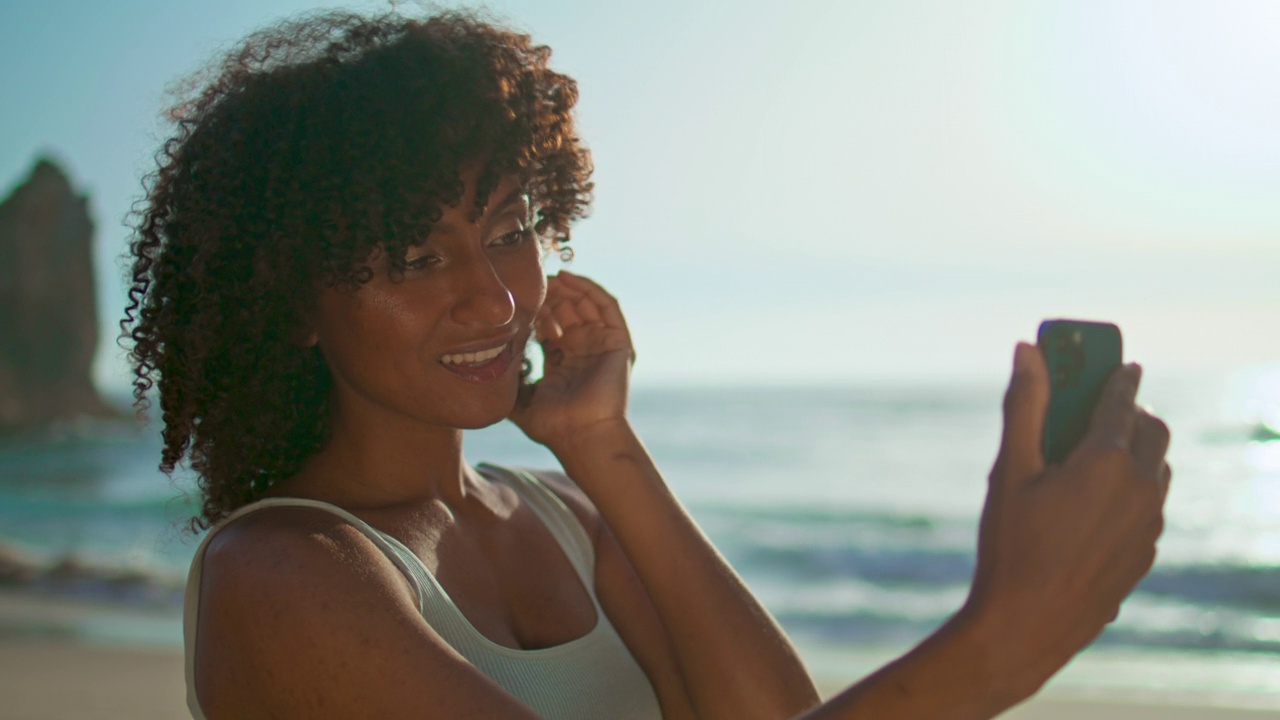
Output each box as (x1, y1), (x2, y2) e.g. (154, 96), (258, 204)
(0, 158), (118, 434)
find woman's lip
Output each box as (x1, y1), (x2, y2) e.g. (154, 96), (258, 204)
(439, 334), (517, 357)
(439, 342), (507, 365)
(438, 342), (515, 383)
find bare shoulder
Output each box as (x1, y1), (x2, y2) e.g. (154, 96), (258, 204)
(201, 505), (412, 602)
(198, 506), (423, 652)
(194, 505), (538, 719)
(194, 507), (420, 717)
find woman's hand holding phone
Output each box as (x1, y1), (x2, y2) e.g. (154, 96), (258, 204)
(964, 342), (1171, 702)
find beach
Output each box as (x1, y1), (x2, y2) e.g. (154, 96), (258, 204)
(0, 642), (186, 720)
(3, 637), (1278, 720)
(3, 380), (1280, 717)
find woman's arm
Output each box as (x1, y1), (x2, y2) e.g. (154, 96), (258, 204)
(545, 419), (1032, 720)
(806, 350), (1170, 719)
(549, 420), (821, 719)
(514, 273), (1169, 720)
(513, 271), (819, 718)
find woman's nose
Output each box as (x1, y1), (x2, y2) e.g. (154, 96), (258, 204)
(450, 257), (515, 328)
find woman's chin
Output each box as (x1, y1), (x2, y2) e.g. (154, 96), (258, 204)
(454, 409), (514, 431)
(441, 383), (524, 431)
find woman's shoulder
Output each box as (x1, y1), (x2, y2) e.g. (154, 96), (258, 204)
(192, 505), (413, 714)
(191, 501), (542, 718)
(198, 501), (421, 626)
(202, 501), (395, 572)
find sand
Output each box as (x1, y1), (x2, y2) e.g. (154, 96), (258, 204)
(0, 642), (187, 720)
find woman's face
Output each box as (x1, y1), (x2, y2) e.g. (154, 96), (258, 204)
(307, 172), (546, 432)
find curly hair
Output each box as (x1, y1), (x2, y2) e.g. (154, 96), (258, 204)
(122, 9), (593, 530)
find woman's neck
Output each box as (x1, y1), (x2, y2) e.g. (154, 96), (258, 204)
(271, 400), (479, 511)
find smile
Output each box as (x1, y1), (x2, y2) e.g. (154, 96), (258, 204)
(438, 341), (516, 383)
(440, 344), (506, 366)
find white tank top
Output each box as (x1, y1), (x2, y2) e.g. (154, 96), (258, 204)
(183, 463), (663, 719)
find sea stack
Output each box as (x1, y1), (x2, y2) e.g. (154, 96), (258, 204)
(0, 158), (117, 434)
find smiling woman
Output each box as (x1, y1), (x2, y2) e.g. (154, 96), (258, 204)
(122, 7), (1173, 720)
(123, 10), (591, 529)
(300, 174), (545, 432)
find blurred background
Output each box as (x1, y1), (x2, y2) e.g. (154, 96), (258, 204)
(1, 0), (1278, 715)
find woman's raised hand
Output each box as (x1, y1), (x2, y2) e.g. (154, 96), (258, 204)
(508, 271), (636, 449)
(963, 342), (1171, 695)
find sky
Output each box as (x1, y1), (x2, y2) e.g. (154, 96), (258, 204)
(2, 0), (1278, 389)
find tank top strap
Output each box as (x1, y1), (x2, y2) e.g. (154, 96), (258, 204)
(190, 497), (430, 614)
(476, 463), (597, 590)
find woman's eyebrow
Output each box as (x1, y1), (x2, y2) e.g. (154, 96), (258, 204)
(486, 188), (530, 219)
(433, 188), (529, 236)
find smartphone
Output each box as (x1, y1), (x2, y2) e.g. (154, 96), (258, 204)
(1037, 320), (1123, 464)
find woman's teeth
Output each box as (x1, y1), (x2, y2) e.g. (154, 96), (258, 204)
(440, 344), (505, 366)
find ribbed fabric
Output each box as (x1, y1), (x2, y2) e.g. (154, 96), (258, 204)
(184, 463), (663, 720)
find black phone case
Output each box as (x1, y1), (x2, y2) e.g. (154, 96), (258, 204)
(1037, 320), (1123, 464)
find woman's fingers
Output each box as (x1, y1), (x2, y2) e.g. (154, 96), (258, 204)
(1129, 408), (1171, 480)
(574, 296), (604, 324)
(535, 303), (563, 344)
(539, 272), (635, 362)
(993, 343), (1050, 482)
(556, 270), (630, 332)
(547, 289), (586, 329)
(1084, 364), (1142, 452)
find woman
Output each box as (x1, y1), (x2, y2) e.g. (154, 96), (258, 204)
(124, 10), (1171, 719)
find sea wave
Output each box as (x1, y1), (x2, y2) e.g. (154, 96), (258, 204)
(1, 380), (1275, 662)
(697, 505), (1280, 618)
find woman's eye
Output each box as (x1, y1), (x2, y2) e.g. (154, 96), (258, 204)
(490, 228), (532, 248)
(403, 253), (439, 270)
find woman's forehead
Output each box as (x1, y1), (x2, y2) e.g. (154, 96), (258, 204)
(478, 171), (528, 208)
(432, 171), (529, 227)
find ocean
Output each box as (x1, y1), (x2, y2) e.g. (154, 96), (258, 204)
(2, 369), (1279, 701)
